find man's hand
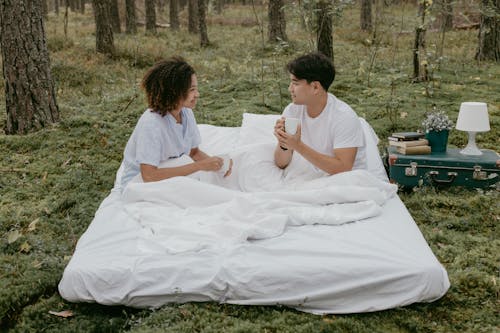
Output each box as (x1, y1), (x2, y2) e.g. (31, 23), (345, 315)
(275, 124), (302, 151)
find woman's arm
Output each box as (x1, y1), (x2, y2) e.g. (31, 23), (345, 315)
(140, 149), (223, 182)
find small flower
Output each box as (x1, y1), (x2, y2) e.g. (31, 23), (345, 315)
(422, 108), (454, 132)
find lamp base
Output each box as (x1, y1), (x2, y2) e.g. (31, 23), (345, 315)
(460, 131), (483, 156)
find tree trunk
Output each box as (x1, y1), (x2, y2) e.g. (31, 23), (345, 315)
(476, 0), (500, 61)
(360, 0), (372, 32)
(42, 0), (48, 18)
(316, 0), (334, 61)
(188, 0), (199, 33)
(179, 0), (187, 11)
(215, 0), (223, 14)
(80, 0), (85, 14)
(413, 27), (428, 81)
(55, 0), (59, 14)
(92, 0), (115, 55)
(268, 0), (287, 42)
(109, 0), (121, 33)
(145, 0), (157, 33)
(441, 0), (453, 31)
(157, 0), (166, 13)
(198, 0), (209, 47)
(0, 0), (59, 134)
(125, 0), (137, 34)
(170, 0), (180, 30)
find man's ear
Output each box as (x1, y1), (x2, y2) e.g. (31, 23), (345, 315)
(312, 81), (322, 94)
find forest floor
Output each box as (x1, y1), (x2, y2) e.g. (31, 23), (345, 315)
(0, 2), (499, 332)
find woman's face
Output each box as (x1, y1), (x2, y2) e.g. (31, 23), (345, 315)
(181, 74), (199, 109)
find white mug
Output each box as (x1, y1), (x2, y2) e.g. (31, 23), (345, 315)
(218, 154), (231, 174)
(285, 117), (300, 135)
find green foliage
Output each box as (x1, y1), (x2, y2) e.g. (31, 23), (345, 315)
(0, 2), (499, 333)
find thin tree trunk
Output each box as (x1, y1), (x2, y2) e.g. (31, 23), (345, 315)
(441, 0), (453, 31)
(317, 0), (334, 61)
(215, 0), (223, 14)
(55, 0), (59, 14)
(476, 0), (500, 61)
(360, 0), (372, 31)
(80, 0), (85, 14)
(170, 0), (180, 30)
(268, 0), (287, 42)
(0, 0), (59, 134)
(145, 0), (157, 33)
(92, 0), (115, 55)
(109, 0), (121, 33)
(42, 0), (48, 18)
(198, 0), (209, 47)
(188, 0), (198, 33)
(125, 0), (137, 34)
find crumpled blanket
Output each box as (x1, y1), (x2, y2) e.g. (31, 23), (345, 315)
(122, 163), (397, 254)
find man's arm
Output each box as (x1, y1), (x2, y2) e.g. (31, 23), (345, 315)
(277, 125), (357, 174)
(295, 143), (357, 175)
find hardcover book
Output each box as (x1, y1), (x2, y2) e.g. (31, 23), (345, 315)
(396, 145), (431, 155)
(391, 132), (426, 140)
(389, 139), (429, 148)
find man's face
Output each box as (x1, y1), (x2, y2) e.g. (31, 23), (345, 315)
(181, 74), (199, 109)
(288, 74), (314, 105)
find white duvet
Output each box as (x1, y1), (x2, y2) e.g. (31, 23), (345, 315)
(58, 114), (449, 314)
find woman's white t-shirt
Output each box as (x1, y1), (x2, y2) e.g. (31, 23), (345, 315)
(282, 93), (367, 171)
(120, 108), (201, 189)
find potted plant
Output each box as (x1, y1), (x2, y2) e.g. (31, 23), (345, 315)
(422, 108), (454, 152)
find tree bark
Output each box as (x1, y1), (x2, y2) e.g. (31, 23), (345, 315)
(188, 0), (199, 33)
(0, 0), (59, 134)
(476, 0), (500, 61)
(80, 0), (85, 14)
(316, 0), (334, 61)
(413, 27), (428, 81)
(215, 0), (223, 14)
(170, 0), (180, 30)
(198, 0), (209, 47)
(55, 0), (59, 14)
(268, 0), (287, 42)
(145, 0), (157, 33)
(109, 0), (121, 33)
(360, 0), (372, 32)
(92, 0), (115, 55)
(125, 0), (137, 34)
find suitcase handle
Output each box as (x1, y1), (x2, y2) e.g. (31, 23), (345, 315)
(428, 171), (458, 184)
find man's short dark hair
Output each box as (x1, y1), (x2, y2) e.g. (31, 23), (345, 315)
(141, 56), (195, 116)
(286, 52), (335, 91)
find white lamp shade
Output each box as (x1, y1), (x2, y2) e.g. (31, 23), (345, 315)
(456, 102), (490, 132)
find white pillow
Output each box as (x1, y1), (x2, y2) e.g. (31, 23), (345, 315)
(239, 113), (281, 146)
(238, 113), (388, 182)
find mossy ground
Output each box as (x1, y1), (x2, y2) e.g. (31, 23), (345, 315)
(0, 2), (498, 332)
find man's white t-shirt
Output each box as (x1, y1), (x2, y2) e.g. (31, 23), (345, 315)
(282, 93), (367, 171)
(120, 108), (201, 189)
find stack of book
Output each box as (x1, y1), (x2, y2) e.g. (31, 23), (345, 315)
(388, 132), (431, 155)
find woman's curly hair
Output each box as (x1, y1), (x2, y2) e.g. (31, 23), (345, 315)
(141, 56), (195, 116)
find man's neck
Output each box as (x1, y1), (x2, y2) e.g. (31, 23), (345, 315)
(306, 92), (328, 118)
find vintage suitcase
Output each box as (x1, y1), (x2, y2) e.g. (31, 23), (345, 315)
(387, 147), (499, 189)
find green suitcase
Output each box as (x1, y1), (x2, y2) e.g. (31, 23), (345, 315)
(387, 147), (499, 189)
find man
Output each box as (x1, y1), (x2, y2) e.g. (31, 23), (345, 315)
(274, 52), (366, 175)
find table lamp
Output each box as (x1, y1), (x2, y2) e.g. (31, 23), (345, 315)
(455, 102), (490, 156)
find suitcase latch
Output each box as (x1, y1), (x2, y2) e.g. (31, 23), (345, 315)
(473, 165), (488, 180)
(405, 162), (418, 177)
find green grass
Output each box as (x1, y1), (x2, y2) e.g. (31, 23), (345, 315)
(0, 2), (499, 332)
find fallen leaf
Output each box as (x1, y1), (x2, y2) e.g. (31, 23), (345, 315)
(7, 230), (22, 244)
(62, 157), (72, 167)
(49, 310), (74, 318)
(27, 218), (39, 232)
(33, 260), (42, 269)
(19, 241), (31, 253)
(400, 112), (408, 119)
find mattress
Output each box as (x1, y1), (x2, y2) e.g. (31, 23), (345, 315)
(58, 118), (450, 314)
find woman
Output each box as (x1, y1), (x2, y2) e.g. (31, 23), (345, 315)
(120, 56), (230, 191)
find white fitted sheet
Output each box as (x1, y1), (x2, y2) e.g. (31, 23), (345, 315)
(58, 123), (449, 314)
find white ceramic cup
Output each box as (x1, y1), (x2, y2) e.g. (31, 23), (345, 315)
(218, 154), (231, 174)
(285, 117), (300, 135)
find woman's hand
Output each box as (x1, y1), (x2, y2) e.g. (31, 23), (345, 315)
(196, 156), (223, 172)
